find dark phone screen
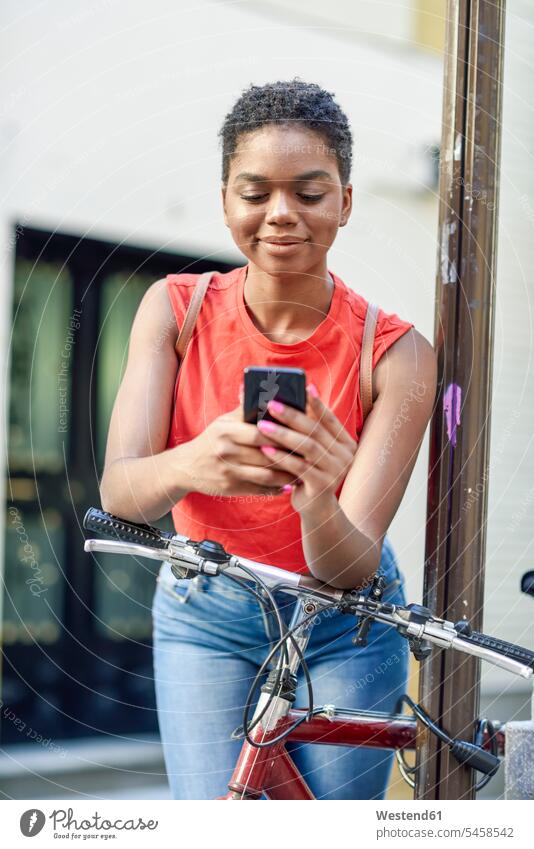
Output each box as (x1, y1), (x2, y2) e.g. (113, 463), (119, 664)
(243, 366), (306, 424)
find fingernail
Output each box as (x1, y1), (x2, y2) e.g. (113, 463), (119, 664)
(282, 484), (293, 493)
(260, 445), (277, 456)
(307, 383), (319, 398)
(257, 420), (277, 433)
(268, 399), (285, 413)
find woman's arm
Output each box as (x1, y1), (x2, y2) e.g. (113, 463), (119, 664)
(300, 328), (437, 588)
(99, 278), (195, 523)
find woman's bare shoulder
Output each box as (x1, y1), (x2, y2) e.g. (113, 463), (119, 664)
(129, 277), (179, 353)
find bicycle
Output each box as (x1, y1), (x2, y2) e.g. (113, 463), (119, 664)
(82, 507), (534, 800)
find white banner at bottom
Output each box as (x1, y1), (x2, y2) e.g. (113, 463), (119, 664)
(2, 799), (532, 848)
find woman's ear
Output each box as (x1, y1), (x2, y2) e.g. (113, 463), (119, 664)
(340, 183), (353, 227)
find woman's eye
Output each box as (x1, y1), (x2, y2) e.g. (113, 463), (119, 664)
(240, 193), (325, 203)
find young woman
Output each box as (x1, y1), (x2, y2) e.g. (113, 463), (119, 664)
(100, 79), (437, 800)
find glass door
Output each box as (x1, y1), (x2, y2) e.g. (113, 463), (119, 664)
(1, 226), (232, 743)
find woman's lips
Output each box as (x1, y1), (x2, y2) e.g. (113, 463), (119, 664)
(259, 240), (307, 255)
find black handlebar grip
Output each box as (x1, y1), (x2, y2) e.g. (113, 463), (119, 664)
(83, 507), (174, 550)
(460, 630), (534, 671)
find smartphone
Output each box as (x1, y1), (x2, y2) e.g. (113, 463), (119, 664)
(243, 366), (306, 425)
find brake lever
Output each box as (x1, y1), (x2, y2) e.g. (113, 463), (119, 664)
(352, 572), (387, 647)
(84, 538), (169, 562)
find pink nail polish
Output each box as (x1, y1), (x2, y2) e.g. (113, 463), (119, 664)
(268, 399), (285, 413)
(260, 445), (277, 456)
(282, 484), (293, 493)
(257, 419), (277, 433)
(307, 383), (319, 398)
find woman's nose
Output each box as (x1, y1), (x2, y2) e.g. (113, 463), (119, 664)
(265, 191), (299, 225)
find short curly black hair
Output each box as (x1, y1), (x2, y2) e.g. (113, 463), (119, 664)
(218, 78), (353, 187)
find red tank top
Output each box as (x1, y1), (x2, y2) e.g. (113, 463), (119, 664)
(165, 264), (414, 574)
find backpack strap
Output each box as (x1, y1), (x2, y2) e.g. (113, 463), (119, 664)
(360, 301), (380, 422)
(174, 271), (215, 365)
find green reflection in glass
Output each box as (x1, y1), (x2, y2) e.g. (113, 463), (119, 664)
(9, 259), (74, 471)
(2, 507), (64, 645)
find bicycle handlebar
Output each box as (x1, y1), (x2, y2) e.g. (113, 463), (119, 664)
(83, 507), (534, 680)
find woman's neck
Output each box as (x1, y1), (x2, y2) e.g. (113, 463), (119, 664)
(243, 262), (334, 343)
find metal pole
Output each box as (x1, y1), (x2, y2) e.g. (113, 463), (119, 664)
(415, 0), (506, 799)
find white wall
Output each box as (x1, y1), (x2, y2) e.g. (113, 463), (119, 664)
(231, 0), (414, 49)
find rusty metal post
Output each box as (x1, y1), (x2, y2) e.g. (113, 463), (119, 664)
(415, 0), (506, 799)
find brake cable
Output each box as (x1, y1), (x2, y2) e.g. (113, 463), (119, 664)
(218, 564), (315, 740)
(241, 603), (338, 748)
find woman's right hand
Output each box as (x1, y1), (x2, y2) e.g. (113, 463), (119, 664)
(178, 399), (299, 498)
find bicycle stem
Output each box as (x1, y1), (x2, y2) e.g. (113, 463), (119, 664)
(251, 597), (324, 735)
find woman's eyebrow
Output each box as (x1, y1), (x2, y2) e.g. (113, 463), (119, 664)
(234, 172), (266, 183)
(234, 169), (332, 183)
(294, 169), (332, 181)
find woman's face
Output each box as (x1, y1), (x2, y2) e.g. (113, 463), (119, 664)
(221, 125), (352, 275)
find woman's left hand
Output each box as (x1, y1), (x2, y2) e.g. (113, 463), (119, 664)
(256, 384), (358, 515)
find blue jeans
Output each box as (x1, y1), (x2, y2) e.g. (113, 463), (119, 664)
(151, 536), (409, 800)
